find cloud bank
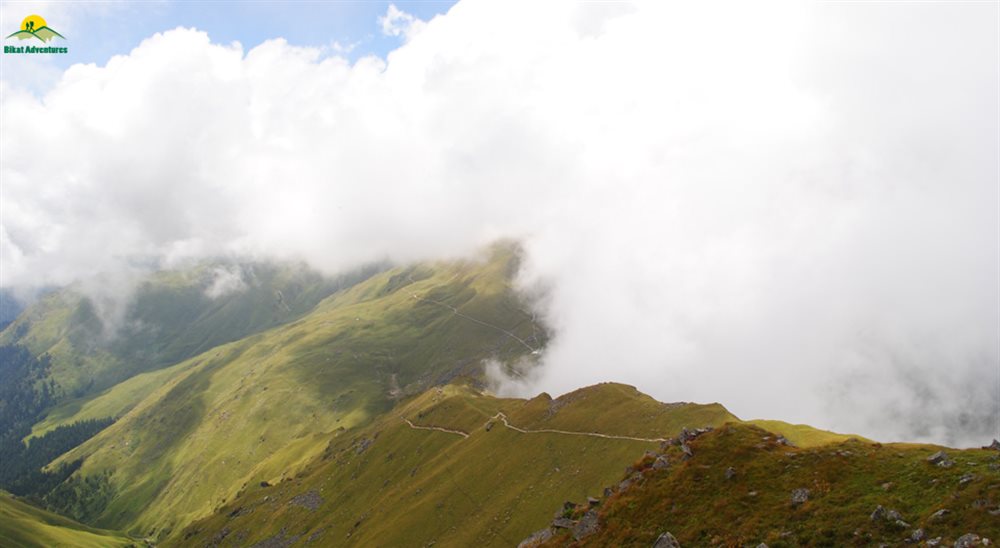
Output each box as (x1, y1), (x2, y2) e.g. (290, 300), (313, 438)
(1, 1), (997, 446)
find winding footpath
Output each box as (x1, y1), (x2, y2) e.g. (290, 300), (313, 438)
(400, 412), (667, 443)
(400, 416), (470, 438)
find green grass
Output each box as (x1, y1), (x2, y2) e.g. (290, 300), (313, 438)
(0, 491), (133, 548)
(170, 382), (737, 547)
(541, 423), (1000, 546)
(43, 246), (547, 542)
(747, 418), (871, 448)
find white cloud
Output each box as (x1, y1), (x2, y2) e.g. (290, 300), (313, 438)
(204, 265), (248, 299)
(1, 1), (996, 446)
(378, 4), (426, 41)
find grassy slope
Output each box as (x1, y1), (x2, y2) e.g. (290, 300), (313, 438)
(46, 246), (546, 541)
(541, 423), (1000, 547)
(173, 382), (738, 548)
(0, 491), (133, 548)
(0, 261), (355, 405)
(27, 358), (199, 440)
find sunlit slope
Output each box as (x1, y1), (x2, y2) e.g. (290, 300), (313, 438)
(540, 424), (1000, 546)
(45, 247), (545, 541)
(173, 382), (737, 547)
(0, 491), (132, 548)
(0, 261), (360, 401)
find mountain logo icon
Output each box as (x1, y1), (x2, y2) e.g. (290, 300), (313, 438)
(6, 15), (65, 42)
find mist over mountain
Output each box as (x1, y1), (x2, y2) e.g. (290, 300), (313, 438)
(2, 0), (997, 448)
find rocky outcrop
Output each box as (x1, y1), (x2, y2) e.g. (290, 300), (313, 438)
(653, 531), (681, 547)
(517, 527), (553, 548)
(571, 509), (600, 541)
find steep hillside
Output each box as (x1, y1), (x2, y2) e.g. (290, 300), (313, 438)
(41, 246), (546, 540)
(1, 261), (368, 402)
(0, 491), (134, 548)
(533, 424), (1000, 547)
(174, 382), (737, 547)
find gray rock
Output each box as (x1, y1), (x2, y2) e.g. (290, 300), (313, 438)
(986, 439), (1000, 451)
(886, 509), (904, 522)
(652, 531), (681, 548)
(679, 427), (695, 442)
(587, 496), (600, 506)
(355, 438), (373, 454)
(927, 450), (954, 467)
(790, 488), (810, 506)
(571, 510), (600, 541)
(517, 527), (553, 548)
(930, 508), (951, 521)
(870, 505), (886, 521)
(551, 517), (575, 529)
(910, 529), (926, 542)
(652, 456), (670, 470)
(725, 466), (736, 480)
(288, 490), (323, 511)
(893, 519), (910, 529)
(959, 473), (976, 487)
(776, 435), (795, 447)
(955, 534), (982, 548)
(926, 538), (943, 547)
(680, 443), (694, 460)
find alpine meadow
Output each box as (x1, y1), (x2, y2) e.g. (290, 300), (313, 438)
(0, 1), (997, 547)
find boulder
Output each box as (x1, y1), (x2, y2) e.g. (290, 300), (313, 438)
(725, 467), (736, 480)
(886, 509), (904, 522)
(959, 473), (976, 487)
(790, 488), (810, 506)
(517, 528), (553, 548)
(909, 529), (926, 542)
(680, 443), (694, 460)
(571, 510), (600, 541)
(870, 505), (886, 521)
(653, 531), (681, 548)
(551, 517), (575, 529)
(985, 439), (1000, 451)
(955, 534), (983, 548)
(927, 450), (954, 467)
(652, 456), (670, 470)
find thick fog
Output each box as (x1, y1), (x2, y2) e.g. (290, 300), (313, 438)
(1, 2), (997, 446)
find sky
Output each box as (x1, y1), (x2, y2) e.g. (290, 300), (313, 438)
(1, 1), (998, 447)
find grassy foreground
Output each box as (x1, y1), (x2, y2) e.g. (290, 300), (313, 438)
(173, 382), (738, 547)
(0, 491), (134, 548)
(538, 423), (1000, 546)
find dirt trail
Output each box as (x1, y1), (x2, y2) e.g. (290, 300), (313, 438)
(491, 412), (667, 443)
(400, 412), (665, 444)
(400, 416), (470, 438)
